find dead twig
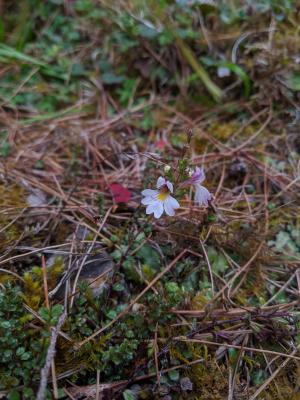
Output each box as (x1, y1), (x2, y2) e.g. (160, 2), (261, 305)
(36, 312), (67, 400)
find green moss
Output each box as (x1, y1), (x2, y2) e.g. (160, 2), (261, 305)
(0, 184), (26, 248)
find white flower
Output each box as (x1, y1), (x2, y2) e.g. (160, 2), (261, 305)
(183, 167), (212, 206)
(164, 165), (171, 173)
(141, 177), (180, 219)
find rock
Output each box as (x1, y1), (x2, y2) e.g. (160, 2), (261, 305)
(47, 235), (115, 300)
(180, 377), (193, 391)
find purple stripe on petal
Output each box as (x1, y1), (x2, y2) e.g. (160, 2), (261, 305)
(166, 180), (173, 193)
(192, 167), (205, 184)
(157, 177), (166, 189)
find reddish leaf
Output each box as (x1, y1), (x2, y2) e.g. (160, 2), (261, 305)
(156, 139), (167, 150)
(109, 183), (131, 203)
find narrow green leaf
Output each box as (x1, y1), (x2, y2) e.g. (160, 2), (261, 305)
(175, 37), (222, 101)
(218, 61), (251, 97)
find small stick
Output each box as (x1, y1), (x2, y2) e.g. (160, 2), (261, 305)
(154, 323), (160, 388)
(249, 344), (300, 400)
(41, 256), (58, 399)
(36, 312), (67, 400)
(95, 370), (101, 400)
(42, 256), (50, 309)
(63, 388), (76, 400)
(200, 240), (215, 296)
(296, 269), (300, 298)
(175, 338), (300, 362)
(51, 361), (58, 399)
(69, 220), (109, 309)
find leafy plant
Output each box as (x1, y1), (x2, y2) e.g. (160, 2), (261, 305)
(0, 285), (46, 392)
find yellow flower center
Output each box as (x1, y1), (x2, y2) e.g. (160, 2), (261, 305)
(157, 191), (169, 201)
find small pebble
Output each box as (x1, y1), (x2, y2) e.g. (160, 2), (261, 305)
(180, 376), (193, 391)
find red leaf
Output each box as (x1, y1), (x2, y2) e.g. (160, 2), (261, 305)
(109, 183), (131, 203)
(155, 139), (167, 150)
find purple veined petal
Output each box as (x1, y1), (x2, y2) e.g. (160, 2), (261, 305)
(163, 196), (176, 216)
(195, 184), (211, 206)
(153, 202), (164, 219)
(141, 196), (156, 205)
(156, 176), (166, 189)
(142, 189), (158, 197)
(181, 167), (205, 187)
(166, 180), (173, 193)
(192, 167), (205, 184)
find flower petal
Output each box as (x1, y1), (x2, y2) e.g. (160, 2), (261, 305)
(195, 184), (211, 206)
(141, 196), (155, 205)
(163, 196), (176, 216)
(146, 201), (164, 218)
(168, 195), (180, 209)
(192, 167), (205, 184)
(156, 176), (166, 189)
(166, 180), (173, 193)
(142, 189), (158, 197)
(153, 202), (164, 218)
(146, 203), (157, 215)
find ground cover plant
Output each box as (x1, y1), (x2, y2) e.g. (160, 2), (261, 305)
(0, 0), (300, 399)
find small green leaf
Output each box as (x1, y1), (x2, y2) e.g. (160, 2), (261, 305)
(16, 347), (25, 356)
(106, 309), (117, 320)
(137, 24), (158, 38)
(23, 387), (34, 398)
(207, 246), (228, 274)
(252, 369), (266, 386)
(8, 390), (20, 400)
(20, 352), (31, 361)
(228, 348), (237, 364)
(286, 72), (300, 91)
(38, 307), (50, 321)
(0, 320), (11, 329)
(56, 388), (66, 399)
(123, 389), (135, 400)
(102, 72), (125, 85)
(218, 61), (251, 97)
(4, 349), (13, 360)
(113, 283), (125, 292)
(168, 369), (180, 381)
(0, 141), (11, 157)
(165, 282), (180, 294)
(125, 330), (134, 338)
(51, 304), (64, 318)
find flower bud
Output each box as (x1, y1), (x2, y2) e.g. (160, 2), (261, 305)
(185, 167), (193, 177)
